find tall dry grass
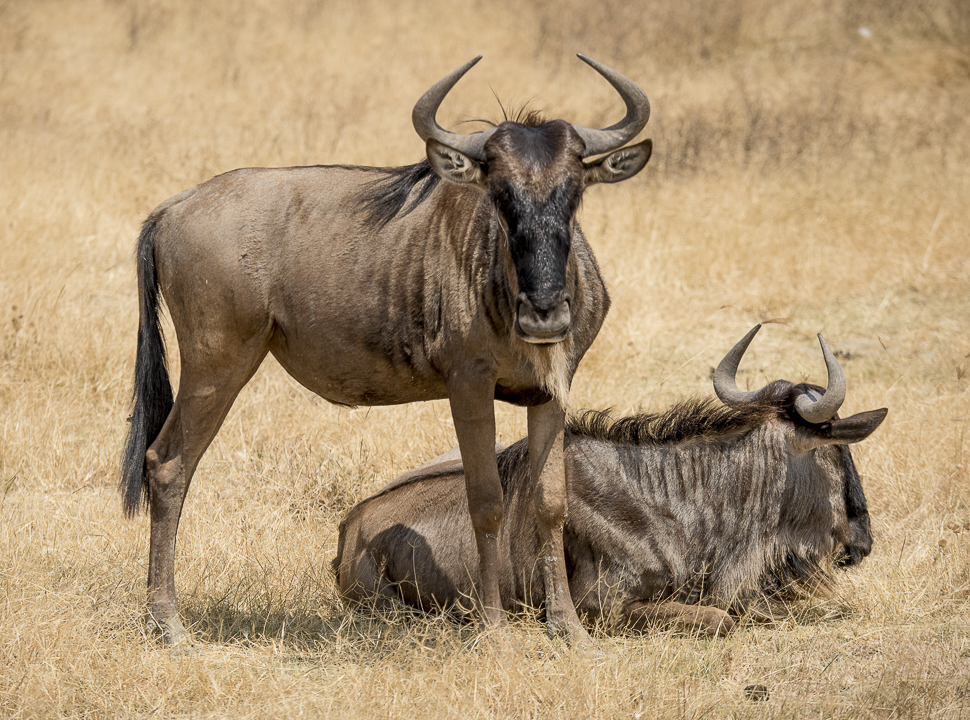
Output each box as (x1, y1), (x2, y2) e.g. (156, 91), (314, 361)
(1, 0), (969, 716)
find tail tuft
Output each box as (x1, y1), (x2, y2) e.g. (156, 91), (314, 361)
(120, 215), (174, 518)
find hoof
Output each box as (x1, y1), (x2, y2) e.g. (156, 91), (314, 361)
(695, 608), (735, 636)
(547, 617), (597, 650)
(710, 613), (735, 636)
(146, 615), (192, 649)
(169, 643), (201, 658)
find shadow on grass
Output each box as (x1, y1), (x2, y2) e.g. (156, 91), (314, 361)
(175, 573), (490, 659)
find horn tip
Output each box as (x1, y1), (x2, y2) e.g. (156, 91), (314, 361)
(454, 55), (484, 74)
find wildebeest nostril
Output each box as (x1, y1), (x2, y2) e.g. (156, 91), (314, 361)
(516, 293), (571, 342)
(519, 289), (569, 313)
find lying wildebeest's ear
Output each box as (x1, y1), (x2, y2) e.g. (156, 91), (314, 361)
(426, 138), (487, 186)
(795, 407), (888, 451)
(584, 139), (652, 185)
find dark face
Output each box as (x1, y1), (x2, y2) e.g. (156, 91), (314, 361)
(484, 120), (587, 344)
(425, 115), (651, 343)
(782, 384), (883, 569)
(836, 444), (873, 567)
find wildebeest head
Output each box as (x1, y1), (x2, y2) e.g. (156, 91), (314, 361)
(412, 55), (652, 343)
(713, 324), (887, 572)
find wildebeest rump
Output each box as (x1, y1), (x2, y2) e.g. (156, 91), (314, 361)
(333, 326), (888, 636)
(120, 55), (652, 646)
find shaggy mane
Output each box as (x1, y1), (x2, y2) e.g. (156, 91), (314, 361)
(567, 395), (784, 446)
(357, 161), (442, 230)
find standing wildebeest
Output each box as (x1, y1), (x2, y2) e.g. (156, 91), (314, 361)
(334, 325), (888, 636)
(120, 55), (653, 647)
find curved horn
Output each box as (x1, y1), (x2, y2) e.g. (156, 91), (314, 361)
(572, 54), (651, 158)
(793, 334), (847, 424)
(412, 56), (496, 162)
(713, 324), (764, 406)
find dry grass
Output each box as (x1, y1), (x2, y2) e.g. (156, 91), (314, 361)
(2, 0), (970, 716)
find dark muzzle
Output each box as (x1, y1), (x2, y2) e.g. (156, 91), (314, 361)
(836, 521), (873, 568)
(515, 291), (571, 343)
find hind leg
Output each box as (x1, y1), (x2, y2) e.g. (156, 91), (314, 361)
(144, 341), (268, 647)
(338, 549), (402, 612)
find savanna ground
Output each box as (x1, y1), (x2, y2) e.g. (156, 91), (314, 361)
(1, 0), (969, 716)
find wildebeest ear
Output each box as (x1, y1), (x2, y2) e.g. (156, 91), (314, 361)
(425, 139), (486, 186)
(584, 139), (652, 185)
(796, 408), (888, 450)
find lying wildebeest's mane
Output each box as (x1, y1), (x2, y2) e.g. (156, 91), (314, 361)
(567, 391), (788, 447)
(365, 380), (818, 502)
(358, 106), (549, 230)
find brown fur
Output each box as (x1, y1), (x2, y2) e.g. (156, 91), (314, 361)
(121, 67), (652, 647)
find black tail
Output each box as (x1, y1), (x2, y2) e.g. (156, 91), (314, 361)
(120, 215), (175, 518)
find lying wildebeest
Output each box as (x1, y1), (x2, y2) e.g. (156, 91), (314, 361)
(120, 55), (652, 646)
(334, 325), (887, 636)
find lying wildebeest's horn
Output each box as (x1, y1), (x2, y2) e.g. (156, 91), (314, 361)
(714, 324), (848, 424)
(412, 55), (651, 162)
(570, 54), (651, 158)
(793, 334), (846, 424)
(713, 324), (764, 406)
(412, 56), (496, 162)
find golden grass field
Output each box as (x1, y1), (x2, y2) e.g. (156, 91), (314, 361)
(2, 0), (969, 716)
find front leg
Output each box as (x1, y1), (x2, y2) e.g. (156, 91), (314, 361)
(528, 400), (593, 647)
(624, 599), (735, 637)
(448, 369), (507, 629)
